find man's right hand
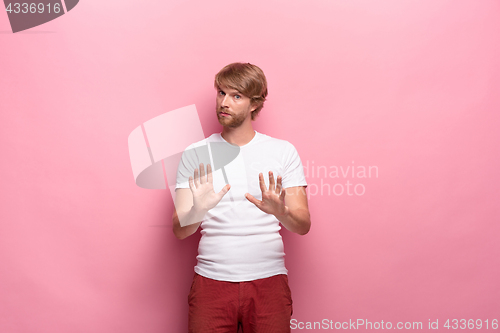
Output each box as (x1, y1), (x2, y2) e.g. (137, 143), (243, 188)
(189, 163), (231, 212)
(172, 163), (231, 239)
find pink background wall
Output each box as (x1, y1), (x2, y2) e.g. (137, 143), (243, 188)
(1, 0), (499, 331)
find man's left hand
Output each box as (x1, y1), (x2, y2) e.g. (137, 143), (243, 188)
(245, 171), (289, 217)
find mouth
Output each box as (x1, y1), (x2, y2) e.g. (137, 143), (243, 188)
(218, 112), (231, 117)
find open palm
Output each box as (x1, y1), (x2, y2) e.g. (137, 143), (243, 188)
(245, 171), (288, 216)
(189, 163), (230, 212)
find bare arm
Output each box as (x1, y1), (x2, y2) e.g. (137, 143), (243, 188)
(275, 186), (310, 235)
(172, 188), (204, 240)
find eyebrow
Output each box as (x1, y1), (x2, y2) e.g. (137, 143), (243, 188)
(217, 87), (242, 95)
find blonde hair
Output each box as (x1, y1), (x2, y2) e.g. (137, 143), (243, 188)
(214, 62), (268, 120)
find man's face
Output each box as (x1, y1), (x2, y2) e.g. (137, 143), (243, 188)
(216, 85), (256, 128)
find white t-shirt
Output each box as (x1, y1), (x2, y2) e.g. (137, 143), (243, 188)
(175, 130), (307, 282)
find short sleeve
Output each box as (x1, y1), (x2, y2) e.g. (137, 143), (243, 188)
(175, 142), (212, 189)
(281, 142), (308, 189)
(175, 146), (195, 189)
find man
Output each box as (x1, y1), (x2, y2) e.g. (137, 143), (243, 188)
(172, 62), (311, 333)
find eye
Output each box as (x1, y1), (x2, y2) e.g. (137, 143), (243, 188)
(234, 95), (241, 99)
(218, 90), (225, 96)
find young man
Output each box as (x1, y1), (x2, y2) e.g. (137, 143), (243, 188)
(172, 62), (311, 333)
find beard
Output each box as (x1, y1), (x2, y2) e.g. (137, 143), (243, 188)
(216, 108), (248, 128)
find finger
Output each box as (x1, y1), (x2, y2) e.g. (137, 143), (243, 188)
(217, 184), (231, 200)
(193, 168), (199, 187)
(276, 175), (283, 195)
(199, 163), (206, 184)
(207, 163), (213, 183)
(258, 173), (267, 193)
(245, 193), (261, 207)
(188, 176), (195, 192)
(279, 188), (286, 202)
(269, 171), (275, 192)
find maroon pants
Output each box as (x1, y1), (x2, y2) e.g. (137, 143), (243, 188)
(188, 273), (293, 333)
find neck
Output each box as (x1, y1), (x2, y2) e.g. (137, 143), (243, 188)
(221, 123), (256, 146)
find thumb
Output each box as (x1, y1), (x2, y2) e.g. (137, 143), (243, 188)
(218, 184), (231, 197)
(245, 193), (260, 206)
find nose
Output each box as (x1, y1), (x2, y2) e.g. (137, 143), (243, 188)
(220, 94), (229, 108)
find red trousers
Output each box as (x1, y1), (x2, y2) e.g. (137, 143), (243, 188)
(188, 273), (293, 333)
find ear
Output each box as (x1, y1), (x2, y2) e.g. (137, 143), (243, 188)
(250, 100), (259, 112)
